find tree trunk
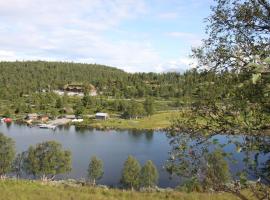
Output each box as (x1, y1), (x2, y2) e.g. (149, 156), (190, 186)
(41, 174), (48, 182)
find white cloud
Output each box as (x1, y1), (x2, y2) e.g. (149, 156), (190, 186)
(156, 57), (197, 73)
(0, 50), (17, 60)
(0, 0), (158, 72)
(0, 0), (204, 72)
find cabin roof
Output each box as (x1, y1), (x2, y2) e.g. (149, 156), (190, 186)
(95, 112), (108, 117)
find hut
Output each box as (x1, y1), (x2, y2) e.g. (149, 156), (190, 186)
(95, 113), (109, 120)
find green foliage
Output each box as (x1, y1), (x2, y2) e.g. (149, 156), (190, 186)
(73, 101), (84, 117)
(192, 0), (270, 71)
(12, 152), (26, 178)
(88, 156), (104, 185)
(169, 1), (270, 199)
(203, 150), (231, 191)
(121, 155), (141, 190)
(55, 97), (63, 109)
(144, 97), (155, 116)
(123, 100), (145, 119)
(0, 133), (15, 177)
(178, 177), (203, 193)
(140, 160), (159, 188)
(2, 110), (11, 118)
(82, 95), (93, 107)
(0, 61), (188, 100)
(23, 141), (72, 180)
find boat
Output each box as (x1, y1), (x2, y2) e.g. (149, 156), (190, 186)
(39, 124), (48, 129)
(39, 124), (57, 130)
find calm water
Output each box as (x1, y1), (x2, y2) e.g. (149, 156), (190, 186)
(0, 123), (178, 187)
(0, 123), (269, 187)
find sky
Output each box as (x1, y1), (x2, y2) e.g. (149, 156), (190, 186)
(0, 0), (213, 73)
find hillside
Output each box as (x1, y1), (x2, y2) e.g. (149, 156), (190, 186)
(0, 61), (128, 98)
(0, 61), (228, 100)
(0, 61), (185, 99)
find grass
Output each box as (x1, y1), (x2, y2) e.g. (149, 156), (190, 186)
(0, 179), (245, 200)
(77, 111), (180, 130)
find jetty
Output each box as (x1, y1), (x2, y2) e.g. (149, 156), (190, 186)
(38, 118), (72, 130)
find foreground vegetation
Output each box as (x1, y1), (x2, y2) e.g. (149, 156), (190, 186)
(0, 180), (249, 200)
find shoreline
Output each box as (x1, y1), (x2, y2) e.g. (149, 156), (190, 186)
(2, 121), (270, 136)
(73, 120), (270, 134)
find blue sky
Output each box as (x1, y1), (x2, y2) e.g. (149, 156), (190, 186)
(0, 0), (213, 72)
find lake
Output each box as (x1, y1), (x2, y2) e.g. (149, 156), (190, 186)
(0, 123), (269, 188)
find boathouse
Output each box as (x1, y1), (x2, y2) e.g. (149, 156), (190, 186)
(95, 113), (109, 120)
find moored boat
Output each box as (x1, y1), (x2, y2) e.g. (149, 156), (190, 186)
(39, 124), (57, 130)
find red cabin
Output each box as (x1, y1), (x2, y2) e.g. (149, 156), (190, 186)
(4, 118), (12, 123)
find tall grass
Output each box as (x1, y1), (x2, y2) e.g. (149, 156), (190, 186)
(0, 179), (244, 200)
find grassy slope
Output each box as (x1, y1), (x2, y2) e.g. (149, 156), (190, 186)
(0, 180), (244, 200)
(78, 111), (179, 130)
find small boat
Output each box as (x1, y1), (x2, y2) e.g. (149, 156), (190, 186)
(39, 124), (57, 130)
(39, 124), (48, 129)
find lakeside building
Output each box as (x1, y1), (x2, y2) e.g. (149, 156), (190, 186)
(95, 113), (109, 120)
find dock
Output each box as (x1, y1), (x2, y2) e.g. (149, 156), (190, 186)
(38, 118), (72, 129)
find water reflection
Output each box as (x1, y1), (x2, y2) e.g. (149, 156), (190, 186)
(0, 123), (178, 187)
(166, 131), (270, 185)
(58, 124), (71, 131)
(6, 122), (11, 129)
(0, 123), (269, 188)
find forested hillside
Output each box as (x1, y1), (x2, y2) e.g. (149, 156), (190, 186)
(0, 61), (127, 99)
(0, 60), (233, 100)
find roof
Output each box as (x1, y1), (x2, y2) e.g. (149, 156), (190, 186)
(95, 113), (108, 117)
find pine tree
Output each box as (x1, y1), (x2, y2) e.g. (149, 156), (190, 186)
(144, 97), (155, 116)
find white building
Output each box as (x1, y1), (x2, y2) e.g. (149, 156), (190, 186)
(95, 113), (109, 120)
